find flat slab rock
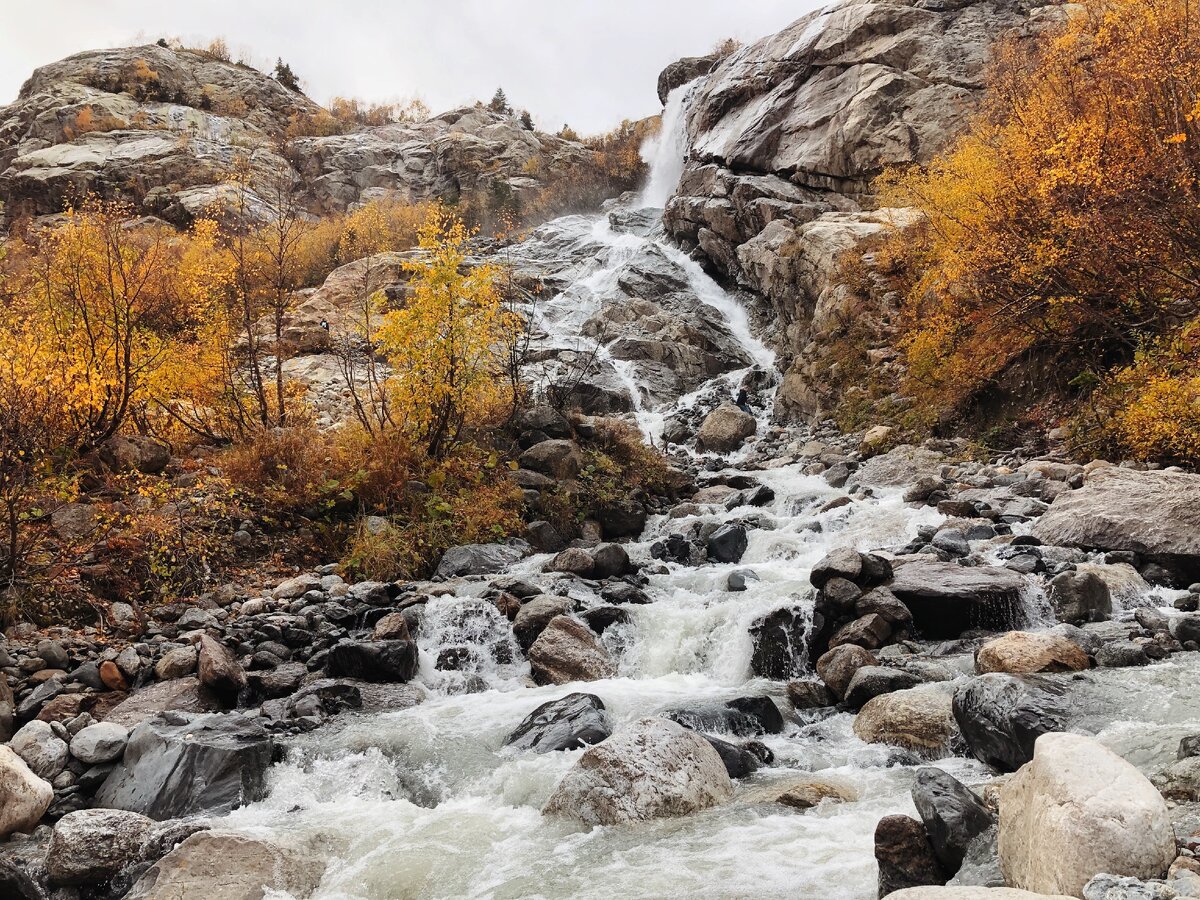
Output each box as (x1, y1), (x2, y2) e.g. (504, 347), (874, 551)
(888, 558), (1027, 638)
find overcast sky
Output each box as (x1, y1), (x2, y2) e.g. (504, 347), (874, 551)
(0, 1), (820, 134)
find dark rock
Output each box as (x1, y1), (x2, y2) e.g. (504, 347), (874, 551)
(1047, 570), (1113, 625)
(95, 711), (273, 820)
(1094, 640), (1150, 668)
(706, 524), (749, 563)
(515, 406), (572, 440)
(665, 695), (783, 737)
(875, 814), (949, 897)
(524, 520), (566, 553)
(701, 733), (765, 778)
(513, 595), (572, 650)
(599, 582), (652, 605)
(590, 543), (632, 579)
(828, 613), (891, 651)
(952, 673), (1068, 772)
(786, 680), (834, 710)
(816, 644), (877, 700)
(326, 640), (417, 683)
(888, 557), (1027, 638)
(749, 606), (811, 679)
(505, 693), (612, 753)
(911, 767), (996, 873)
(594, 499), (649, 539)
(580, 606), (630, 634)
(843, 666), (921, 709)
(657, 53), (719, 105)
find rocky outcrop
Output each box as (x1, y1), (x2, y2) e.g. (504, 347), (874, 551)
(1033, 468), (1200, 582)
(661, 0), (1043, 421)
(657, 55), (721, 106)
(543, 716), (733, 825)
(999, 733), (1176, 897)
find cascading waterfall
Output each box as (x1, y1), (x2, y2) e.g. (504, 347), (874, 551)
(638, 79), (703, 210)
(219, 73), (1199, 900)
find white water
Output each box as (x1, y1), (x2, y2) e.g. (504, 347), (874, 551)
(223, 79), (1200, 900)
(638, 79), (702, 210)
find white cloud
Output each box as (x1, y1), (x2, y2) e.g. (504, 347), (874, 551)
(0, 0), (820, 134)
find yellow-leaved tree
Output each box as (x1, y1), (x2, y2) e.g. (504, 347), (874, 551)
(377, 208), (519, 458)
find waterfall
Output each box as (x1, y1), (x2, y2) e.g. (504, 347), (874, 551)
(638, 77), (703, 210)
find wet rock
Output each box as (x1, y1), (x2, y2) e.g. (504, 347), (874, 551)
(371, 612), (411, 641)
(702, 734), (771, 778)
(69, 721), (128, 765)
(45, 807), (154, 886)
(876, 814), (949, 897)
(524, 520), (567, 553)
(947, 826), (1004, 888)
(505, 693), (612, 753)
(123, 830), (325, 900)
(975, 631), (1090, 675)
(600, 582), (652, 605)
(103, 677), (220, 728)
(9, 720), (68, 780)
(1033, 468), (1200, 583)
(519, 439), (583, 480)
(528, 616), (616, 686)
(547, 547), (597, 578)
(665, 695), (784, 737)
(513, 595), (572, 650)
(696, 402), (756, 453)
(829, 613), (892, 651)
(543, 716), (733, 826)
(579, 606), (629, 634)
(197, 634), (246, 705)
(0, 745), (53, 838)
(326, 639), (417, 683)
(853, 684), (960, 755)
(594, 498), (649, 539)
(1095, 641), (1151, 668)
(912, 768), (996, 874)
(96, 711), (274, 820)
(1151, 755), (1200, 802)
(706, 523), (748, 563)
(952, 674), (1067, 772)
(844, 666), (922, 709)
(816, 644), (878, 700)
(657, 53), (720, 105)
(888, 558), (1026, 639)
(435, 542), (528, 578)
(727, 568), (759, 591)
(1047, 571), (1113, 625)
(999, 733), (1176, 896)
(741, 775), (858, 808)
(591, 543), (632, 578)
(887, 890), (1073, 899)
(786, 679), (834, 710)
(749, 606), (810, 679)
(153, 645), (197, 680)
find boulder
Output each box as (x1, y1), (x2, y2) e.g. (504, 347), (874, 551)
(706, 523), (749, 563)
(98, 434), (170, 475)
(123, 830), (325, 900)
(1151, 755), (1200, 802)
(1033, 468), (1200, 580)
(952, 674), (1068, 772)
(1047, 571), (1113, 625)
(519, 439), (583, 480)
(69, 721), (129, 765)
(590, 543), (632, 578)
(886, 890), (1074, 900)
(749, 606), (811, 679)
(740, 775), (858, 808)
(197, 634), (246, 704)
(912, 767), (996, 874)
(45, 808), (154, 886)
(811, 547), (865, 588)
(547, 547), (597, 577)
(888, 558), (1027, 638)
(0, 745), (53, 838)
(153, 645), (198, 680)
(435, 542), (527, 578)
(829, 613), (893, 651)
(513, 595), (572, 650)
(975, 632), (1090, 675)
(876, 814), (949, 897)
(102, 677), (220, 728)
(505, 693), (612, 753)
(95, 711), (273, 820)
(999, 733), (1176, 896)
(702, 734), (771, 778)
(326, 639), (417, 682)
(542, 717), (733, 825)
(853, 684), (959, 755)
(664, 695), (784, 737)
(9, 719), (68, 780)
(696, 403), (756, 453)
(528, 616), (616, 685)
(816, 644), (878, 700)
(844, 666), (922, 709)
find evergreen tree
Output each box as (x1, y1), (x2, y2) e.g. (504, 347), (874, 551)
(488, 87), (512, 115)
(273, 58), (302, 93)
(519, 110), (534, 130)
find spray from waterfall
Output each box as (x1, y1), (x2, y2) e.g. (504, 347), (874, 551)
(638, 77), (704, 209)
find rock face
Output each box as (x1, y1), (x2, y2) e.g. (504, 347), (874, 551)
(662, 0), (1042, 420)
(0, 745), (53, 838)
(1034, 468), (1200, 581)
(999, 733), (1176, 897)
(952, 674), (1067, 772)
(657, 54), (721, 105)
(95, 711), (273, 820)
(543, 716), (733, 825)
(505, 693), (613, 753)
(0, 44), (603, 225)
(123, 830), (325, 900)
(975, 632), (1090, 675)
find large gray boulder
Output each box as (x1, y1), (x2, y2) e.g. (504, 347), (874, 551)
(999, 733), (1176, 897)
(504, 692), (612, 753)
(696, 402), (757, 453)
(8, 719), (68, 780)
(123, 830), (325, 900)
(543, 717), (732, 825)
(102, 677), (222, 729)
(952, 674), (1067, 772)
(888, 558), (1028, 638)
(435, 542), (528, 578)
(95, 711), (273, 820)
(1034, 467), (1200, 581)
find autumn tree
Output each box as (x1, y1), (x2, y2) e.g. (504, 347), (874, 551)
(880, 0), (1200, 456)
(377, 208), (519, 457)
